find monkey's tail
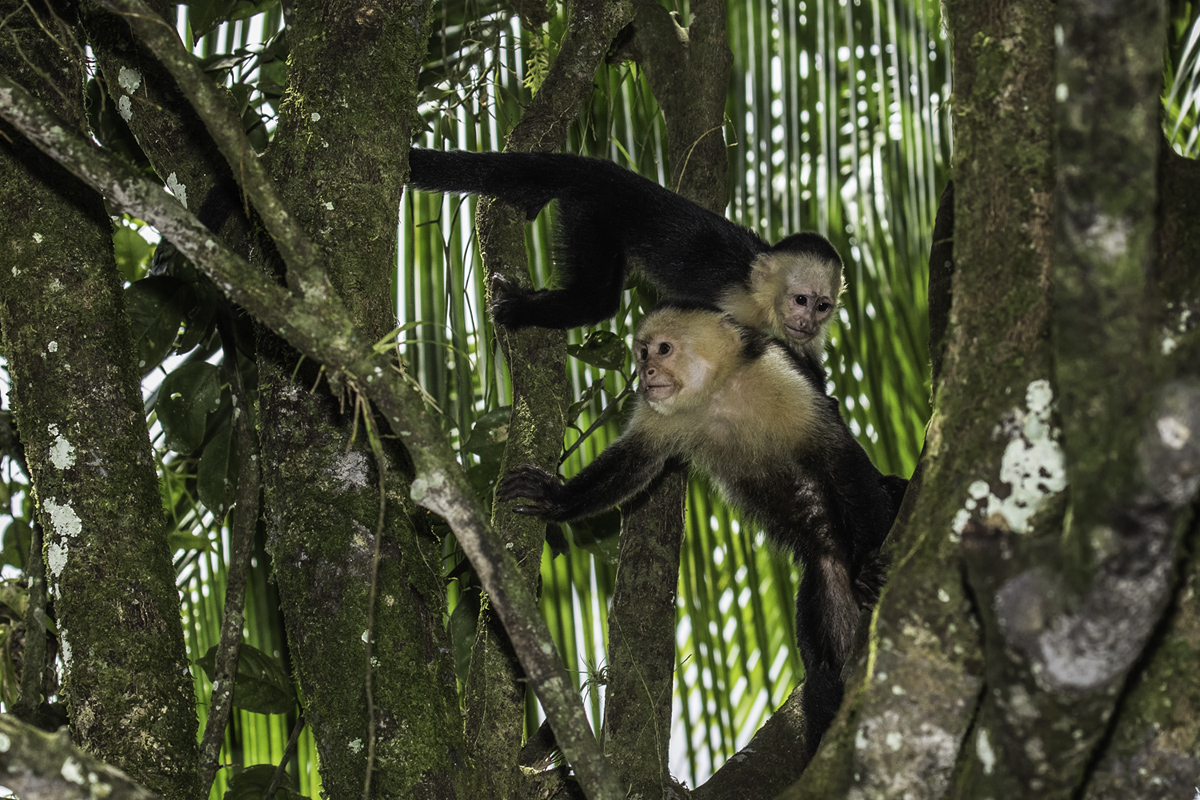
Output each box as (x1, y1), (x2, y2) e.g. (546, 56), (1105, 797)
(406, 148), (639, 220)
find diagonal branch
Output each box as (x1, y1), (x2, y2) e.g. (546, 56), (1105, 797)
(92, 0), (327, 296)
(0, 72), (623, 800)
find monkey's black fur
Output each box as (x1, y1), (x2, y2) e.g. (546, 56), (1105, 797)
(406, 148), (841, 331)
(497, 307), (903, 755)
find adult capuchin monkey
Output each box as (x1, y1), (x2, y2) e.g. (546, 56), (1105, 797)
(496, 304), (902, 755)
(405, 149), (843, 365)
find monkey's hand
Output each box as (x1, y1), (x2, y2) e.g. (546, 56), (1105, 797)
(496, 464), (566, 520)
(488, 274), (531, 330)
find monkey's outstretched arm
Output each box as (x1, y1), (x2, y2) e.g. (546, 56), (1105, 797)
(497, 434), (671, 523)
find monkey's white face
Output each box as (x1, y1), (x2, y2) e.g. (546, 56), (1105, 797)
(635, 334), (712, 412)
(777, 267), (837, 344)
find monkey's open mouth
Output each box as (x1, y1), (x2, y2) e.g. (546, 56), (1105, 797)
(642, 383), (674, 400)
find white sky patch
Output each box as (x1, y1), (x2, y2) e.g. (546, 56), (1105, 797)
(48, 424), (76, 470)
(60, 629), (72, 673)
(955, 380), (1067, 535)
(166, 173), (188, 208)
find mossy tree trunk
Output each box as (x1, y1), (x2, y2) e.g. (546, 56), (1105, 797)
(778, 1), (1200, 798)
(0, 3), (199, 798)
(249, 0), (471, 797)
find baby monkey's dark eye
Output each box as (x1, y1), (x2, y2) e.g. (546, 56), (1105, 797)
(817, 301), (831, 312)
(658, 342), (672, 356)
(795, 295), (808, 306)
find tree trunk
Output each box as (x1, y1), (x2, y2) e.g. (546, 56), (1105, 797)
(0, 3), (199, 797)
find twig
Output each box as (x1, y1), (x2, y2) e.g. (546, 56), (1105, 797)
(263, 714), (306, 800)
(198, 327), (262, 795)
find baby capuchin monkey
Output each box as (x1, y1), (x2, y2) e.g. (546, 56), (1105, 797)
(496, 305), (901, 754)
(406, 149), (843, 363)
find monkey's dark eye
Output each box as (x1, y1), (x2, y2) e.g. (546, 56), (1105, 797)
(795, 295), (808, 306)
(817, 302), (831, 312)
(658, 342), (672, 356)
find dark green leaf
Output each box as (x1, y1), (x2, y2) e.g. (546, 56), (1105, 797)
(566, 330), (627, 370)
(462, 406), (511, 456)
(112, 226), (155, 283)
(198, 643), (296, 715)
(0, 519), (31, 571)
(565, 510), (621, 564)
(156, 362), (221, 453)
(168, 530), (215, 552)
(197, 422), (237, 514)
(223, 764), (306, 800)
(566, 378), (606, 425)
(447, 587), (481, 685)
(125, 276), (189, 375)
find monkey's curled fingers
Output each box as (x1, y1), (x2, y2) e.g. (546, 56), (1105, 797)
(488, 274), (529, 330)
(496, 465), (563, 519)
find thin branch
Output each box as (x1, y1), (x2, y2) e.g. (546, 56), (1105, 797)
(198, 330), (262, 795)
(359, 393), (387, 800)
(90, 0), (328, 297)
(263, 715), (305, 800)
(12, 523), (47, 725)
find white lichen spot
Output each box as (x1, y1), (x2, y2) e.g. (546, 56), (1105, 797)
(47, 541), (67, 578)
(117, 66), (141, 94)
(977, 728), (995, 775)
(361, 630), (370, 644)
(48, 425), (77, 470)
(62, 756), (86, 784)
(1157, 416), (1190, 450)
(959, 380), (1067, 536)
(44, 497), (82, 538)
(94, 781), (113, 798)
(48, 340), (58, 354)
(891, 685), (906, 695)
(118, 95), (133, 122)
(349, 738), (362, 754)
(31, 233), (42, 245)
(1162, 334), (1177, 356)
(311, 112), (321, 122)
(951, 508), (971, 538)
(328, 450), (370, 490)
(324, 201), (335, 210)
(0, 732), (9, 751)
(165, 173), (188, 208)
(855, 727), (869, 750)
(885, 731), (903, 751)
(938, 588), (951, 603)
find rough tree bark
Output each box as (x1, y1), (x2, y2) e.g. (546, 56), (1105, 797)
(0, 3), (200, 799)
